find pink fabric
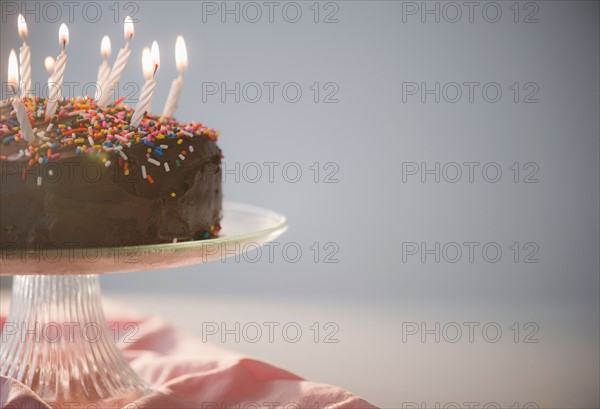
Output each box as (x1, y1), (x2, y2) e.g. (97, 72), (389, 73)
(0, 299), (376, 409)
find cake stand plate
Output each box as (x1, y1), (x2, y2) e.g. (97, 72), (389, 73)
(0, 201), (287, 276)
(0, 202), (287, 407)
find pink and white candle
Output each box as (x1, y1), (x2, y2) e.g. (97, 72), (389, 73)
(131, 42), (159, 127)
(45, 24), (69, 120)
(95, 36), (111, 99)
(98, 16), (134, 107)
(162, 36), (188, 118)
(8, 50), (33, 141)
(17, 14), (32, 98)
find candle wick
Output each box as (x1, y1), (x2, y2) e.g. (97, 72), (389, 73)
(154, 64), (159, 76)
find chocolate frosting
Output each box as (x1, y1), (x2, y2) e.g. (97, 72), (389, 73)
(0, 98), (222, 250)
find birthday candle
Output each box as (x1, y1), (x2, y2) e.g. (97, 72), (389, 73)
(7, 50), (34, 141)
(162, 36), (188, 118)
(44, 56), (56, 99)
(45, 24), (69, 120)
(147, 41), (160, 113)
(17, 14), (32, 98)
(131, 42), (159, 127)
(95, 36), (112, 100)
(98, 16), (134, 107)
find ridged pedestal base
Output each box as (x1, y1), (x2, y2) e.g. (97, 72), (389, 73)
(0, 275), (149, 407)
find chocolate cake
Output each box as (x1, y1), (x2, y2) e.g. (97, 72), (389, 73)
(0, 96), (222, 250)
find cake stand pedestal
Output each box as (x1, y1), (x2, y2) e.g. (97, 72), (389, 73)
(0, 202), (287, 407)
(1, 274), (149, 407)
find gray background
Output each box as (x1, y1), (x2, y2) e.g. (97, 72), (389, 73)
(1, 1), (599, 407)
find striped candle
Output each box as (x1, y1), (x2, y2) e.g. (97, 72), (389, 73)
(130, 44), (159, 127)
(130, 79), (156, 127)
(95, 36), (111, 100)
(97, 16), (134, 107)
(7, 50), (33, 141)
(162, 36), (188, 118)
(45, 24), (69, 120)
(44, 56), (56, 100)
(17, 14), (33, 98)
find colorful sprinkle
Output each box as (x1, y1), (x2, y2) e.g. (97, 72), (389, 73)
(0, 97), (222, 202)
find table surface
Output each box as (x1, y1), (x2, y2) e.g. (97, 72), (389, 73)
(1, 290), (599, 408)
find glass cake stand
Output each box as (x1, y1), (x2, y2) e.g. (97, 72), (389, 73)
(0, 202), (287, 407)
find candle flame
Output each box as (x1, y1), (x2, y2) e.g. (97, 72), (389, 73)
(124, 16), (134, 41)
(7, 50), (19, 90)
(101, 35), (111, 58)
(59, 23), (69, 48)
(142, 47), (153, 80)
(151, 41), (160, 71)
(44, 56), (56, 74)
(175, 36), (188, 73)
(17, 14), (28, 40)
